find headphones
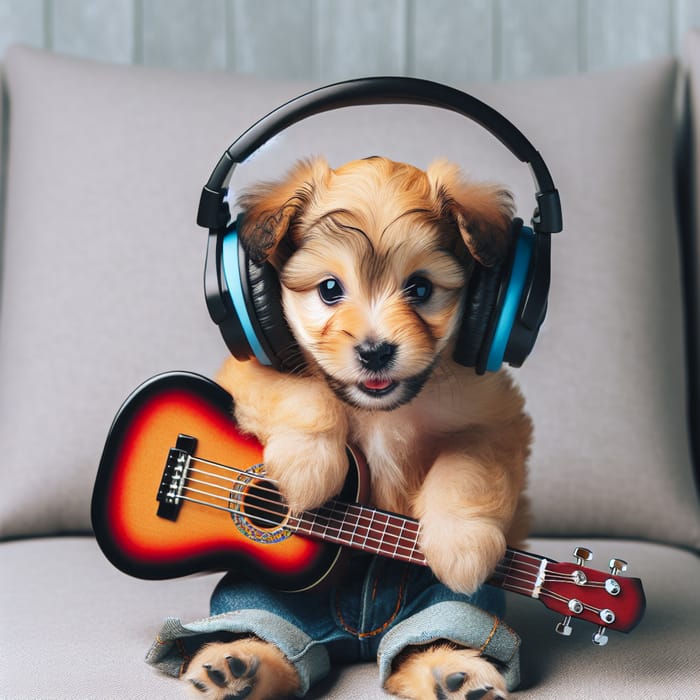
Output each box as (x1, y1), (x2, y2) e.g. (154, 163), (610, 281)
(198, 77), (562, 375)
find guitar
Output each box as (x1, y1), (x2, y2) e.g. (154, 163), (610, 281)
(92, 371), (646, 645)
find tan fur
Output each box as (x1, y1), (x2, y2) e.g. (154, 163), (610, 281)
(385, 644), (508, 699)
(184, 637), (299, 699)
(186, 157), (531, 698)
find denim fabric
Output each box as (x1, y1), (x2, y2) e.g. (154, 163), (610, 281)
(146, 554), (521, 695)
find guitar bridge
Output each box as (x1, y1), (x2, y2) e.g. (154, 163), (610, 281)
(156, 434), (198, 521)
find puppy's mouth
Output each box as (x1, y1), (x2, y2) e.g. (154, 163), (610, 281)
(359, 377), (399, 396)
(319, 364), (435, 411)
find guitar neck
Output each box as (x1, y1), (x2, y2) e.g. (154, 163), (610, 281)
(291, 500), (545, 598)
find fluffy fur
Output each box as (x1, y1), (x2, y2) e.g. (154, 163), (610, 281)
(183, 157), (531, 699)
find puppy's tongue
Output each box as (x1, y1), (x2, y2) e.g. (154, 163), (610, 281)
(363, 378), (393, 391)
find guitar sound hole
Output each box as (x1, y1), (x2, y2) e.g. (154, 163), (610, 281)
(242, 480), (288, 529)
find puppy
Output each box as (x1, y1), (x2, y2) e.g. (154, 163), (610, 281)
(183, 157), (531, 699)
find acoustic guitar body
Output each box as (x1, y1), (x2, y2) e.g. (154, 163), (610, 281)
(91, 372), (366, 592)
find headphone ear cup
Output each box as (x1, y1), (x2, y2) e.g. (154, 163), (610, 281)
(453, 218), (537, 374)
(214, 218), (299, 371)
(452, 261), (503, 370)
(245, 255), (300, 372)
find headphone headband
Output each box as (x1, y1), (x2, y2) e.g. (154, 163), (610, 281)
(197, 76), (562, 235)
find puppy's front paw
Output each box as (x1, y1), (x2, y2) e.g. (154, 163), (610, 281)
(264, 431), (348, 512)
(385, 644), (508, 700)
(183, 637), (299, 700)
(420, 518), (505, 594)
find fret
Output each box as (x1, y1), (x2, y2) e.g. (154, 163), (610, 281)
(488, 548), (512, 587)
(291, 511), (317, 538)
(321, 501), (338, 538)
(393, 517), (406, 557)
(488, 549), (542, 596)
(348, 501), (362, 545)
(405, 518), (423, 564)
(336, 502), (361, 548)
(309, 507), (330, 538)
(344, 504), (381, 553)
(346, 502), (370, 547)
(497, 579), (540, 597)
(286, 513), (303, 533)
(379, 513), (405, 558)
(377, 510), (390, 554)
(362, 507), (377, 549)
(306, 503), (349, 544)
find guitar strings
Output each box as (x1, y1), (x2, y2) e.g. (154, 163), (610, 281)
(188, 459), (564, 574)
(172, 457), (556, 590)
(180, 476), (584, 591)
(179, 483), (557, 592)
(187, 457), (558, 580)
(539, 588), (605, 615)
(189, 455), (280, 483)
(180, 482), (545, 589)
(181, 462), (561, 586)
(177, 458), (596, 591)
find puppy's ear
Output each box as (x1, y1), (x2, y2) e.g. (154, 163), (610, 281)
(427, 159), (514, 267)
(237, 158), (331, 264)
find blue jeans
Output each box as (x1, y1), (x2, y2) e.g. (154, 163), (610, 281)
(146, 554), (521, 694)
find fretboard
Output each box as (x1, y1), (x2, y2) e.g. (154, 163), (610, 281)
(289, 500), (546, 599)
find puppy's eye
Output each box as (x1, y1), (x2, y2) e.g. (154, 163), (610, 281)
(319, 278), (344, 305)
(404, 275), (433, 304)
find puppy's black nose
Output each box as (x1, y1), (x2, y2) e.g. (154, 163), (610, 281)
(356, 341), (397, 372)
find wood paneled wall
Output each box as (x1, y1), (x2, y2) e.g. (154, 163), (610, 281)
(2, 0), (700, 84)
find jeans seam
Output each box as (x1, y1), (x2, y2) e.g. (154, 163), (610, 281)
(334, 563), (411, 639)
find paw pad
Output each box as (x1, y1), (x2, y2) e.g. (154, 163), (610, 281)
(445, 672), (466, 692)
(433, 669), (506, 700)
(188, 653), (258, 699)
(226, 654), (259, 680)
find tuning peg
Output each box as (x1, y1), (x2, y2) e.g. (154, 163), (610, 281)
(573, 546), (593, 566)
(609, 558), (628, 575)
(592, 626), (609, 646)
(556, 615), (573, 636)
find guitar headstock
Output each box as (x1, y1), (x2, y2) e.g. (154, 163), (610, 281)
(538, 547), (646, 645)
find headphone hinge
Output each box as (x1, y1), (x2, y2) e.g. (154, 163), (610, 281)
(197, 187), (231, 229)
(534, 189), (563, 233)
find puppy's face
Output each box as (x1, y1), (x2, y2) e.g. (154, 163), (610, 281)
(238, 157), (513, 410)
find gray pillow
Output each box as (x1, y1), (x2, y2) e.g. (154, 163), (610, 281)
(1, 46), (698, 549)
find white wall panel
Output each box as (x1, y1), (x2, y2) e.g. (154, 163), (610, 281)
(585, 0), (673, 71)
(677, 0), (700, 52)
(0, 0), (44, 58)
(229, 0), (315, 79)
(50, 0), (134, 63)
(0, 0), (697, 82)
(412, 0), (494, 84)
(500, 0), (580, 80)
(141, 0), (227, 70)
(315, 0), (408, 82)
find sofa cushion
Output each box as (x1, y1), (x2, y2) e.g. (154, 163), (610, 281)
(0, 46), (699, 548)
(1, 536), (697, 698)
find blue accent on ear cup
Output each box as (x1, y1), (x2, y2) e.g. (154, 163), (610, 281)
(221, 230), (273, 366)
(485, 226), (535, 372)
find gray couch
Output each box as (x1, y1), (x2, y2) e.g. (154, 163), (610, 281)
(1, 41), (700, 700)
